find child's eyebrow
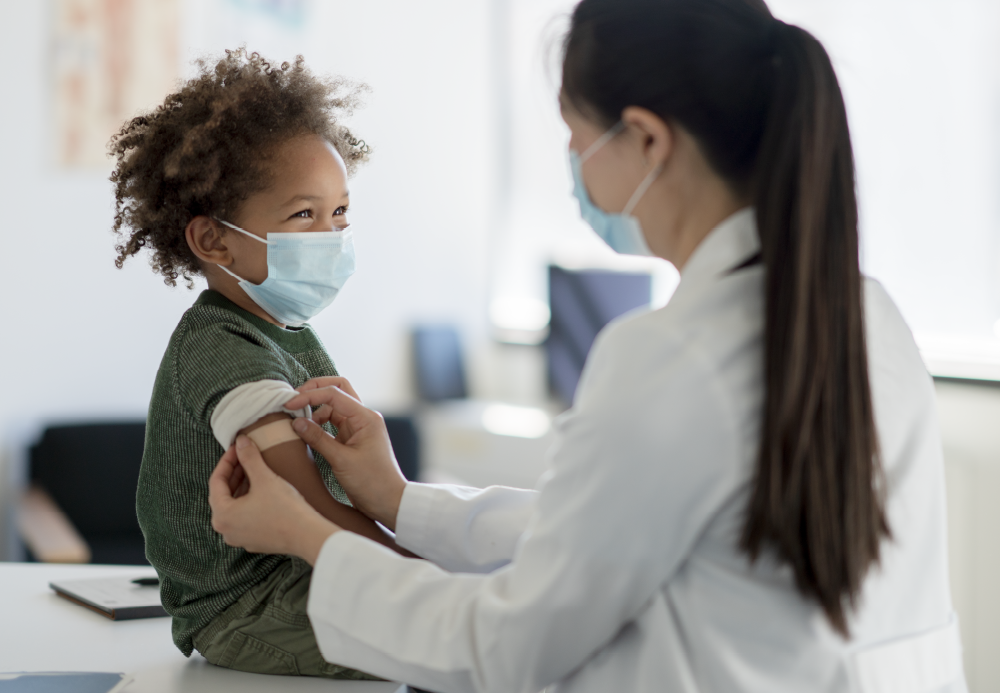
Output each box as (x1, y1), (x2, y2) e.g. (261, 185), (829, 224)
(281, 191), (350, 207)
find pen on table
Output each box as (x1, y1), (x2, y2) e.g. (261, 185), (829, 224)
(132, 577), (159, 586)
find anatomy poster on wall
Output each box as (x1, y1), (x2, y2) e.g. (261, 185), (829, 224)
(52, 0), (180, 168)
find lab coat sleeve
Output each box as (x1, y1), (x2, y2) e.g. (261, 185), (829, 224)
(307, 318), (744, 693)
(394, 483), (539, 573)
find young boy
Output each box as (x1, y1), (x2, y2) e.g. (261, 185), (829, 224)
(110, 48), (400, 678)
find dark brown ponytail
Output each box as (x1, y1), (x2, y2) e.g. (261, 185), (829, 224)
(562, 0), (890, 637)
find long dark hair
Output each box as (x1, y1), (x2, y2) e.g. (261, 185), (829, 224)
(562, 0), (889, 637)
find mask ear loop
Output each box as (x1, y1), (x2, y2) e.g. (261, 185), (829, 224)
(218, 263), (246, 282)
(214, 218), (271, 245)
(212, 218), (269, 282)
(622, 164), (663, 217)
(580, 121), (625, 163)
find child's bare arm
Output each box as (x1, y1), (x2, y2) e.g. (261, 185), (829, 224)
(239, 412), (413, 556)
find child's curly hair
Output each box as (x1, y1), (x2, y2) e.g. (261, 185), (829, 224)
(109, 47), (371, 287)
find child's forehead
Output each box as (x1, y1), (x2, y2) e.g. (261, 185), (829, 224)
(259, 135), (349, 199)
(270, 133), (344, 168)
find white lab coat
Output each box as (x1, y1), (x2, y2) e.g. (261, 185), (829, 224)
(306, 209), (966, 693)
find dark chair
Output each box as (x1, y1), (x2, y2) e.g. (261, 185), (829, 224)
(19, 421), (148, 565)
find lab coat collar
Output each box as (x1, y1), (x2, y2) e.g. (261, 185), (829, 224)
(678, 207), (759, 285)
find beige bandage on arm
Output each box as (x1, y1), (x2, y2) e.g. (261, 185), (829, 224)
(210, 380), (311, 448)
(246, 418), (302, 451)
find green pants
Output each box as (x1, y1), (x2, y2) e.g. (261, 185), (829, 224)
(193, 557), (381, 679)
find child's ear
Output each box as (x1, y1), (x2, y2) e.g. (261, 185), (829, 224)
(186, 216), (233, 266)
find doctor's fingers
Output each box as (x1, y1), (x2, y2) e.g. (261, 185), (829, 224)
(227, 460), (247, 496)
(285, 383), (363, 413)
(291, 419), (382, 488)
(291, 416), (405, 528)
(232, 469), (250, 498)
(292, 417), (353, 459)
(211, 437), (280, 507)
(208, 446), (241, 514)
(309, 403), (339, 428)
(232, 435), (282, 482)
(296, 376), (361, 402)
(211, 438), (315, 551)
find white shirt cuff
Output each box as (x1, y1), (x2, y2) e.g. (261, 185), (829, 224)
(393, 482), (538, 573)
(393, 481), (436, 556)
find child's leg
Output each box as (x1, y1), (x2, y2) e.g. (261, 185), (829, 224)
(193, 558), (381, 679)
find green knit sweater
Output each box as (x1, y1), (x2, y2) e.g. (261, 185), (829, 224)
(136, 290), (348, 656)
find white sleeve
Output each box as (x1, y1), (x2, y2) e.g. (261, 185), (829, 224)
(306, 320), (743, 693)
(394, 483), (538, 573)
(209, 379), (311, 448)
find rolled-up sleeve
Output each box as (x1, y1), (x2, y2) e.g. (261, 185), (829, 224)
(394, 483), (538, 573)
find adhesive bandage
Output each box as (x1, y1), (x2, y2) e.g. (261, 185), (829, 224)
(210, 379), (310, 448)
(246, 419), (301, 451)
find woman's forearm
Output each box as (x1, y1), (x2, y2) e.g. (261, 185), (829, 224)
(287, 413), (408, 531)
(260, 438), (414, 557)
(291, 512), (340, 567)
(306, 488), (415, 557)
(239, 412), (413, 557)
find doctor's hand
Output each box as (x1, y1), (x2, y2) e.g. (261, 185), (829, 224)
(284, 384), (407, 531)
(293, 376), (362, 425)
(208, 436), (340, 566)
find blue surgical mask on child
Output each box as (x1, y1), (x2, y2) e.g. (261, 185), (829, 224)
(569, 122), (661, 256)
(215, 219), (356, 327)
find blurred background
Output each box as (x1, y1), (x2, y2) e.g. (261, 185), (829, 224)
(0, 0), (998, 689)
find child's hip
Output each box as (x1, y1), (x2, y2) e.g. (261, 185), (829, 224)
(192, 557), (380, 680)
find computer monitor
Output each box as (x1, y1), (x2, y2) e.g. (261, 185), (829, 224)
(412, 324), (468, 402)
(547, 266), (652, 405)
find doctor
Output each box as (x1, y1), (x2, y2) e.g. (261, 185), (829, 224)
(208, 0), (965, 690)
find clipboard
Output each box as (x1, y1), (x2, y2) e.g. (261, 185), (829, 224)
(49, 575), (167, 621)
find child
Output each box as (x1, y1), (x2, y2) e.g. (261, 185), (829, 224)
(111, 48), (399, 678)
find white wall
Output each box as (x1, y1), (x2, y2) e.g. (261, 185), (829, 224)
(0, 0), (496, 555)
(2, 4), (999, 687)
(0, 0), (494, 425)
(768, 0), (1000, 352)
(936, 380), (1000, 693)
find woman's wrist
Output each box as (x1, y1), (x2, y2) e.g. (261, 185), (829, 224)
(370, 477), (407, 532)
(295, 513), (340, 566)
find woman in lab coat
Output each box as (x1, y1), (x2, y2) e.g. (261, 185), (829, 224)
(208, 0), (965, 690)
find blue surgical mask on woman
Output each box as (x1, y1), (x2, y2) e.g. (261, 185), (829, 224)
(570, 122), (661, 256)
(216, 219), (356, 327)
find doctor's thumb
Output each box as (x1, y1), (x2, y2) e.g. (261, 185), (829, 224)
(234, 435), (274, 480)
(292, 418), (348, 462)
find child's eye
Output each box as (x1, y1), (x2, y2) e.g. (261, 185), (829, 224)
(333, 206), (348, 216)
(290, 209), (311, 219)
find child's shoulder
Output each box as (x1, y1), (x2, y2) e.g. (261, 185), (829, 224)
(174, 293), (271, 350)
(171, 290), (322, 359)
(179, 289), (270, 332)
(169, 291), (305, 372)
(160, 291), (318, 422)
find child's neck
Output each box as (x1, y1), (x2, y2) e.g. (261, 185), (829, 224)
(206, 274), (287, 329)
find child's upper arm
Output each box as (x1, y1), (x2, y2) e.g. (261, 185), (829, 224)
(238, 412), (327, 506)
(237, 412), (407, 552)
(175, 323), (407, 553)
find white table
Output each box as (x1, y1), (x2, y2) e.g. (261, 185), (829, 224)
(0, 562), (406, 692)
